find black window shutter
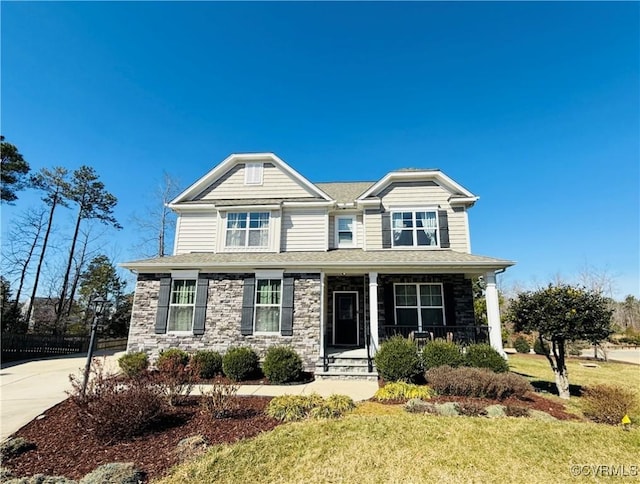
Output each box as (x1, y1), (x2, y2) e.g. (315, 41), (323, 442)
(280, 276), (294, 336)
(443, 283), (456, 326)
(438, 210), (450, 248)
(192, 276), (208, 335)
(381, 212), (392, 248)
(155, 277), (172, 334)
(241, 276), (255, 336)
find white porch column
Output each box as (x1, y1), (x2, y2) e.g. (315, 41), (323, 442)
(319, 272), (325, 357)
(485, 271), (507, 359)
(369, 272), (379, 353)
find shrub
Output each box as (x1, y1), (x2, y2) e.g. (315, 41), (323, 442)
(581, 384), (639, 425)
(200, 382), (239, 418)
(193, 350), (223, 379)
(464, 343), (509, 373)
(0, 437), (35, 459)
(426, 366), (532, 400)
(513, 336), (530, 354)
(157, 348), (190, 369)
(533, 338), (550, 355)
(155, 351), (199, 406)
(80, 462), (145, 484)
(118, 351), (149, 378)
(69, 360), (165, 443)
(222, 347), (260, 382)
(374, 381), (431, 402)
(262, 346), (303, 384)
(266, 393), (324, 422)
(324, 394), (356, 415)
(421, 340), (464, 369)
(505, 404), (530, 418)
(456, 401), (488, 417)
(374, 335), (420, 382)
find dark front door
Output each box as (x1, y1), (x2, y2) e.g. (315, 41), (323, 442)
(334, 292), (358, 346)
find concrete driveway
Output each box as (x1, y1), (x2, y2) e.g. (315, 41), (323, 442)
(0, 350), (123, 440)
(580, 347), (640, 365)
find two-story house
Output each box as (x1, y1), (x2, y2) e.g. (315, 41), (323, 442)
(121, 153), (514, 378)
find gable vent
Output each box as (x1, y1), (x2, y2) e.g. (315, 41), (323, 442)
(244, 162), (264, 185)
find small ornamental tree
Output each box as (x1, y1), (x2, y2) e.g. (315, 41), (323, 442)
(509, 284), (612, 399)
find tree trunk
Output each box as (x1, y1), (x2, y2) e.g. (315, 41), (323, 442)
(25, 196), (59, 326)
(65, 228), (91, 318)
(554, 367), (571, 399)
(12, 212), (44, 313)
(55, 204), (84, 329)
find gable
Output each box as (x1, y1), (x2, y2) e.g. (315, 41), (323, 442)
(195, 161), (320, 200)
(170, 153), (332, 206)
(357, 170), (478, 208)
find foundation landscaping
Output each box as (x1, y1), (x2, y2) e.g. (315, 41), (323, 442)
(2, 339), (639, 483)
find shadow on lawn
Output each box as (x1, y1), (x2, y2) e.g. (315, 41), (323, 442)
(512, 371), (584, 397)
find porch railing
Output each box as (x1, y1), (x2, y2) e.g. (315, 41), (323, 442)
(381, 325), (490, 346)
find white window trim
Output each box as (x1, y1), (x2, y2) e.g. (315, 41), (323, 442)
(332, 291), (360, 346)
(335, 215), (356, 248)
(244, 162), (264, 185)
(253, 277), (283, 335)
(393, 282), (446, 330)
(390, 209), (440, 249)
(167, 278), (197, 334)
(225, 211), (271, 249)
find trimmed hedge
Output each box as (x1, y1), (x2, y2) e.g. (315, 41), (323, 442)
(421, 341), (464, 369)
(118, 351), (149, 378)
(374, 335), (421, 382)
(222, 347), (260, 382)
(464, 343), (509, 373)
(262, 346), (303, 384)
(193, 350), (223, 379)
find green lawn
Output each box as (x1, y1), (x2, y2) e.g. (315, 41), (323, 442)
(507, 353), (639, 390)
(159, 410), (640, 483)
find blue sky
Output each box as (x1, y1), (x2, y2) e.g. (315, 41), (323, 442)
(2, 2), (638, 299)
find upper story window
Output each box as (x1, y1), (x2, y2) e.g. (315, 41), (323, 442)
(336, 216), (355, 248)
(225, 212), (270, 248)
(168, 279), (196, 332)
(392, 210), (439, 247)
(244, 162), (264, 185)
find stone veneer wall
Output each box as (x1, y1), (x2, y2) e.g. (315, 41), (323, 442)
(127, 272), (322, 371)
(376, 274), (475, 342)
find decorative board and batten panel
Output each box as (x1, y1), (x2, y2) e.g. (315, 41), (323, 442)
(174, 212), (217, 254)
(281, 208), (327, 252)
(194, 162), (319, 200)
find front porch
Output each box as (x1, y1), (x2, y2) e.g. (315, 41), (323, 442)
(318, 271), (502, 378)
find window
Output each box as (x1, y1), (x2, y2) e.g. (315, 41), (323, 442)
(244, 162), (264, 185)
(392, 210), (438, 247)
(394, 283), (444, 330)
(254, 279), (282, 332)
(168, 279), (196, 331)
(336, 216), (355, 247)
(225, 212), (270, 247)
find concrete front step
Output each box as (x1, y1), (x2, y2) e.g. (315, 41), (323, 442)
(315, 370), (378, 381)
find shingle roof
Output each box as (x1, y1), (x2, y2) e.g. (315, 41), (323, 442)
(314, 182), (376, 203)
(121, 249), (514, 273)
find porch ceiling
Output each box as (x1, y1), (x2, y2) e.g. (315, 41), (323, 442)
(121, 249), (514, 274)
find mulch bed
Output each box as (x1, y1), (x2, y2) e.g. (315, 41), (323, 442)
(3, 396), (280, 482)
